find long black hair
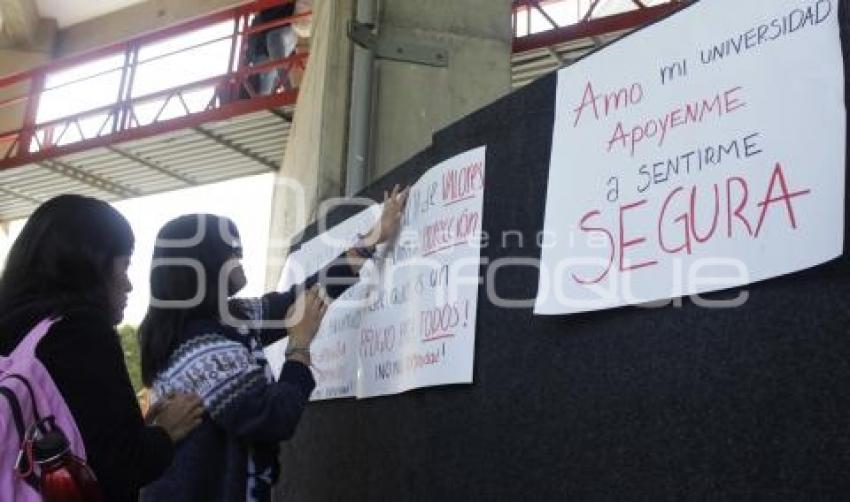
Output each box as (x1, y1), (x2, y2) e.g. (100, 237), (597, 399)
(138, 214), (242, 386)
(0, 194), (134, 319)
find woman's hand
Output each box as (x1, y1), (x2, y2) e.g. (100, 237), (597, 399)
(147, 393), (205, 443)
(285, 284), (328, 365)
(363, 184), (410, 247)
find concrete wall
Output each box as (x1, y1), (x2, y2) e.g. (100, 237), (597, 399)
(370, 0), (513, 177)
(0, 0), (40, 47)
(0, 17), (55, 136)
(0, 48), (44, 134)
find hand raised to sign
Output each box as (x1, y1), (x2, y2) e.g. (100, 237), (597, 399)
(364, 184), (410, 247)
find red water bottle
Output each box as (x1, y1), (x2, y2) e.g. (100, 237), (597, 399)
(34, 429), (104, 502)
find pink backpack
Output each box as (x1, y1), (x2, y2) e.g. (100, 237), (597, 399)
(0, 318), (87, 500)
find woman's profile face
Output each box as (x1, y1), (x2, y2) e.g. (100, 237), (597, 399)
(107, 255), (133, 325)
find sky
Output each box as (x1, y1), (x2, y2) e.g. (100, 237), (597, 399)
(0, 173), (275, 326)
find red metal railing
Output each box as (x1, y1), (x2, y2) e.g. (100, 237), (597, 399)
(0, 0), (310, 171)
(512, 0), (686, 53)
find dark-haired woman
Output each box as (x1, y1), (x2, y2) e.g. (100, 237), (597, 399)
(0, 194), (205, 500)
(140, 186), (408, 501)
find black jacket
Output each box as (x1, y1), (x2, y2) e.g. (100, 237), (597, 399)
(0, 301), (174, 501)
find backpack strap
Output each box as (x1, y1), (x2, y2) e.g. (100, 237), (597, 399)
(0, 385), (39, 490)
(0, 386), (26, 443)
(2, 318), (58, 425)
(4, 374), (42, 423)
(10, 318), (60, 359)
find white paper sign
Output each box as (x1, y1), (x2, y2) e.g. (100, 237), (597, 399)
(535, 0), (845, 315)
(264, 208), (377, 397)
(268, 147), (486, 399)
(276, 204), (382, 292)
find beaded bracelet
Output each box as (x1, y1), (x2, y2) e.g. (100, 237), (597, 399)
(285, 346), (311, 358)
(354, 233), (376, 259)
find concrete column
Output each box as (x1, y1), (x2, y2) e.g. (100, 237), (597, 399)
(264, 0), (356, 288)
(370, 0), (513, 177)
(0, 0), (40, 46)
(264, 0), (512, 288)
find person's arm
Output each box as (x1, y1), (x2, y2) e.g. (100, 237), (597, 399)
(174, 287), (327, 441)
(164, 333), (317, 443)
(243, 256), (353, 347)
(38, 315), (175, 497)
(211, 358), (316, 443)
(245, 185), (409, 347)
(344, 184), (410, 277)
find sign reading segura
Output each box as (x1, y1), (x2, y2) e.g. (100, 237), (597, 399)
(534, 0), (845, 315)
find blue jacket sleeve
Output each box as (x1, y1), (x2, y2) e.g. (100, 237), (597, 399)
(212, 360), (316, 443)
(156, 335), (316, 443)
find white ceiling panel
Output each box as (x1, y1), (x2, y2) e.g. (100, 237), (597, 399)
(34, 0), (147, 28)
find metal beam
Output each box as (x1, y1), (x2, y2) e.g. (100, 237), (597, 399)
(530, 0), (560, 30)
(546, 47), (564, 66)
(582, 0), (603, 23)
(348, 20), (449, 67)
(106, 145), (196, 186)
(513, 2), (684, 53)
(0, 92), (297, 172)
(193, 126), (280, 170)
(0, 185), (43, 205)
(39, 160), (140, 198)
(268, 108), (293, 124)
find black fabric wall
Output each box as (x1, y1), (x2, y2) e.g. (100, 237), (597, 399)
(275, 3), (850, 499)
